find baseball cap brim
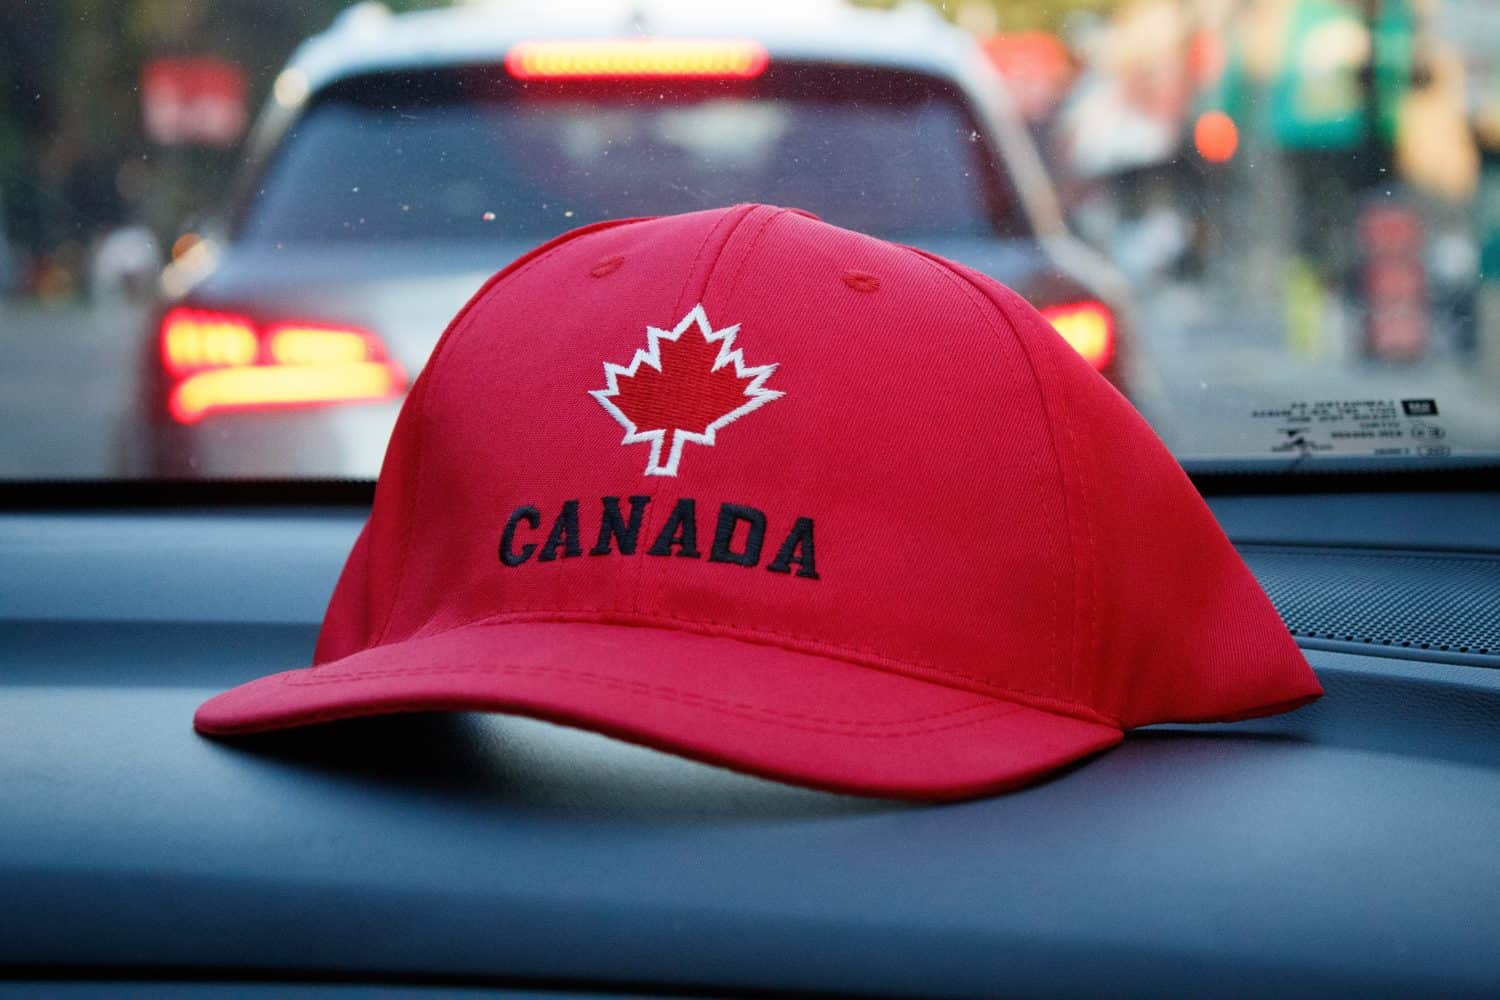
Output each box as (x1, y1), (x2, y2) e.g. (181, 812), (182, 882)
(193, 621), (1122, 801)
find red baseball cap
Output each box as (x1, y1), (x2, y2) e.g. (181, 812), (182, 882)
(195, 204), (1321, 800)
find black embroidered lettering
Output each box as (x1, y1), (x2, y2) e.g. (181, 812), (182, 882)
(708, 503), (766, 567)
(537, 500), (582, 561)
(591, 495), (651, 556)
(767, 517), (818, 579)
(499, 506), (541, 566)
(647, 498), (700, 558)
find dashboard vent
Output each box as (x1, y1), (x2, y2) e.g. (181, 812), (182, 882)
(1240, 545), (1500, 666)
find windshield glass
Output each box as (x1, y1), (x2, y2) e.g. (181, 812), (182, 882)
(1, 0), (1498, 480)
(242, 69), (998, 242)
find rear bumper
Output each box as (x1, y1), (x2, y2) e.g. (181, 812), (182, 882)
(145, 398), (402, 479)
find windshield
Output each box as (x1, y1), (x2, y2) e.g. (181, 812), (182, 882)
(1, 0), (1498, 480)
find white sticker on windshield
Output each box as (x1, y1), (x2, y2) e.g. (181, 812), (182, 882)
(1252, 399), (1450, 458)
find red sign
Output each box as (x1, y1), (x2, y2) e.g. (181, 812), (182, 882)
(980, 32), (1075, 123)
(1359, 203), (1429, 362)
(142, 57), (247, 147)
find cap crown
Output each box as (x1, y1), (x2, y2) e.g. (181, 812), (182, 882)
(315, 205), (1318, 731)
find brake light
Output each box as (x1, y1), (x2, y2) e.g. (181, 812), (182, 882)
(266, 323), (382, 366)
(505, 39), (769, 80)
(160, 308), (258, 375)
(1039, 300), (1114, 370)
(158, 308), (406, 424)
(171, 364), (400, 424)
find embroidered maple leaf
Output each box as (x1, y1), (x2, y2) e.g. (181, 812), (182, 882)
(591, 304), (782, 476)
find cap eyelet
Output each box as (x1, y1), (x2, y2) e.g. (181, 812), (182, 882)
(842, 270), (880, 293)
(590, 254), (625, 278)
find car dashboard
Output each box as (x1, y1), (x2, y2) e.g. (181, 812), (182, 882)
(2, 480), (1499, 997)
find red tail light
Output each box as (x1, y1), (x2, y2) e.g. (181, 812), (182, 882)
(1039, 300), (1115, 370)
(158, 307), (406, 424)
(505, 39), (769, 80)
(160, 308), (257, 376)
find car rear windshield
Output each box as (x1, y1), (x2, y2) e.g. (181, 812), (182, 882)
(237, 63), (1010, 244)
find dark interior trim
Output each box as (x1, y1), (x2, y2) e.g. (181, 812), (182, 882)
(0, 460), (1497, 509)
(1184, 459), (1500, 495)
(0, 479), (378, 509)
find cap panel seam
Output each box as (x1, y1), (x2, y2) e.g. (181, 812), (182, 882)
(897, 248), (1077, 707)
(643, 204), (773, 618)
(718, 206), (791, 304)
(626, 205), (754, 616)
(1051, 349), (1100, 708)
(963, 279), (1098, 710)
(370, 217), (651, 649)
(365, 374), (432, 650)
(404, 607), (1122, 728)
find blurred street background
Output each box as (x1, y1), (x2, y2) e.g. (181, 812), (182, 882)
(3, 0), (1500, 476)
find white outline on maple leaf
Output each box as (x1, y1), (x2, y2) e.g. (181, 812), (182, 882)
(590, 303), (783, 477)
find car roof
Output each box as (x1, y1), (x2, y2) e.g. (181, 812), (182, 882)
(287, 0), (982, 95)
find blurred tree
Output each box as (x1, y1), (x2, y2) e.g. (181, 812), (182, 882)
(0, 1), (65, 262)
(855, 0), (1119, 34)
(0, 0), (444, 290)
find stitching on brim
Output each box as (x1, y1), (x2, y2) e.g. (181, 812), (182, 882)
(281, 662), (1028, 739)
(286, 663), (993, 727)
(377, 609), (1122, 728)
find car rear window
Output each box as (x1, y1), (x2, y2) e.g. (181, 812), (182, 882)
(237, 63), (1010, 244)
